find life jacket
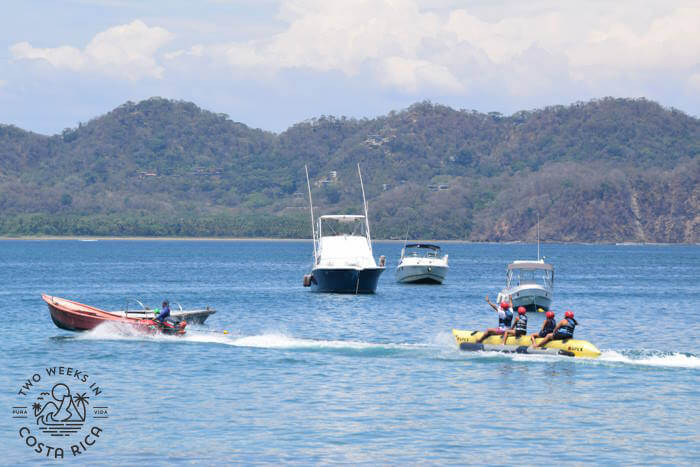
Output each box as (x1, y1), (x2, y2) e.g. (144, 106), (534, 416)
(499, 308), (513, 328)
(514, 313), (528, 333)
(557, 317), (577, 337)
(542, 318), (556, 334)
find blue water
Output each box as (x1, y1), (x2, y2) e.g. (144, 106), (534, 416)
(1, 240), (699, 464)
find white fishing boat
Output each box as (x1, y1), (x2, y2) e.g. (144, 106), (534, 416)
(302, 164), (385, 294)
(496, 260), (554, 312)
(395, 243), (448, 284)
(496, 219), (554, 311)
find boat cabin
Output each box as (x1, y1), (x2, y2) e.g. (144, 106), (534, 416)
(315, 215), (377, 268)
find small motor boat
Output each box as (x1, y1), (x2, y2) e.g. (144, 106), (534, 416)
(395, 243), (448, 284)
(452, 329), (600, 358)
(42, 294), (188, 336)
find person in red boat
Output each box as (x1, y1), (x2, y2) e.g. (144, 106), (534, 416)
(155, 300), (171, 322)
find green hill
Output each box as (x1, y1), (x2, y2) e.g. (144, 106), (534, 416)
(0, 97), (697, 242)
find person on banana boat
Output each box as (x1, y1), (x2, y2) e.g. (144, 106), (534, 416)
(477, 295), (513, 343)
(502, 306), (528, 344)
(531, 311), (557, 345)
(533, 310), (578, 348)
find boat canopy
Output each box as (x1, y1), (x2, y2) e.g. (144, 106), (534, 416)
(507, 261), (553, 271)
(405, 243), (441, 250)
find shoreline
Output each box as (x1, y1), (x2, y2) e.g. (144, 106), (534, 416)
(0, 236), (693, 245)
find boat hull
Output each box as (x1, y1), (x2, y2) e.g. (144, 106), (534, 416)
(43, 294), (185, 335)
(396, 264), (448, 284)
(497, 288), (552, 312)
(452, 329), (600, 358)
(310, 267), (384, 293)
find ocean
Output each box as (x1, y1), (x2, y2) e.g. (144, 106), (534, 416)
(1, 240), (699, 464)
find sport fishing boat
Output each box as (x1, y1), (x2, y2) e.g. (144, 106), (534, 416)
(496, 220), (553, 311)
(302, 164), (385, 293)
(42, 294), (192, 335)
(496, 260), (554, 312)
(452, 329), (600, 358)
(395, 243), (448, 284)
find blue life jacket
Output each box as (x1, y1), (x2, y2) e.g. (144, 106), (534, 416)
(542, 318), (556, 334)
(514, 313), (528, 333)
(557, 317), (577, 337)
(499, 308), (513, 328)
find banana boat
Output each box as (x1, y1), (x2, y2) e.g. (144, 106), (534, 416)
(452, 329), (601, 359)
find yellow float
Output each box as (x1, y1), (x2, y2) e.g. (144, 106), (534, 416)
(452, 329), (601, 359)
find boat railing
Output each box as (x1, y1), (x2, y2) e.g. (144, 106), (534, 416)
(124, 298), (149, 312)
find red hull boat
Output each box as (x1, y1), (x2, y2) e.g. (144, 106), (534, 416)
(42, 294), (187, 335)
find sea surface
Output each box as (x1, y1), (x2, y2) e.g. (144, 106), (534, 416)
(1, 240), (699, 465)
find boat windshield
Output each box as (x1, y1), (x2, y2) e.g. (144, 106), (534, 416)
(403, 245), (443, 258)
(319, 217), (366, 237)
(507, 267), (554, 290)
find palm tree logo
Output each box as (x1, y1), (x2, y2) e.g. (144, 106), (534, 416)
(33, 383), (89, 436)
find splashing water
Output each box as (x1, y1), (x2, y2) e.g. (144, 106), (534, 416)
(74, 324), (699, 369)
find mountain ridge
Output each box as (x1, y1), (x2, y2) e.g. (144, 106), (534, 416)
(0, 96), (697, 242)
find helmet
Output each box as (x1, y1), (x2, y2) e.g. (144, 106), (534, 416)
(500, 302), (509, 310)
(565, 310), (574, 319)
(162, 300), (169, 306)
(537, 308), (545, 313)
(517, 306), (526, 315)
(546, 311), (555, 319)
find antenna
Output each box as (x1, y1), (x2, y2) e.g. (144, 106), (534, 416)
(305, 165), (317, 261)
(537, 212), (540, 261)
(357, 163), (372, 253)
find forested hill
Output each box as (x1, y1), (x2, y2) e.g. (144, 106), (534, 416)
(0, 97), (698, 242)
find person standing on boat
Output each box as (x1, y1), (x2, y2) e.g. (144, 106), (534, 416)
(501, 306), (528, 344)
(533, 310), (578, 348)
(155, 300), (171, 323)
(477, 295), (513, 343)
(530, 311), (557, 345)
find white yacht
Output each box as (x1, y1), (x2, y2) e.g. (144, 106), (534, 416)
(395, 243), (448, 284)
(496, 259), (554, 312)
(302, 165), (385, 294)
(496, 217), (554, 311)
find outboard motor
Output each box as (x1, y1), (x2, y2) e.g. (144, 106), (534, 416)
(379, 256), (386, 267)
(303, 274), (313, 287)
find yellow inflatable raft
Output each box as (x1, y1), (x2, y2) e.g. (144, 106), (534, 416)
(452, 329), (601, 359)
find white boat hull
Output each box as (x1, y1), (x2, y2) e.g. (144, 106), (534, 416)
(497, 286), (552, 312)
(396, 264), (448, 284)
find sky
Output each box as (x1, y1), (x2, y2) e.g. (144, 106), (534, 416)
(1, 0), (698, 135)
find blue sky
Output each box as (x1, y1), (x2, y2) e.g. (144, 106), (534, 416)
(1, 0), (698, 135)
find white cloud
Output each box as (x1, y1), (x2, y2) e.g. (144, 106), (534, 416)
(379, 56), (463, 93)
(163, 0), (700, 98)
(10, 20), (174, 80)
(689, 73), (700, 92)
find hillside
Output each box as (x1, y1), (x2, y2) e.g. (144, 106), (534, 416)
(0, 97), (698, 242)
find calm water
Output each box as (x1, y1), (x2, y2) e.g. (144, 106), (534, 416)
(1, 240), (699, 465)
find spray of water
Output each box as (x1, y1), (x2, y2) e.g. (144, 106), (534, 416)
(74, 323), (699, 369)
